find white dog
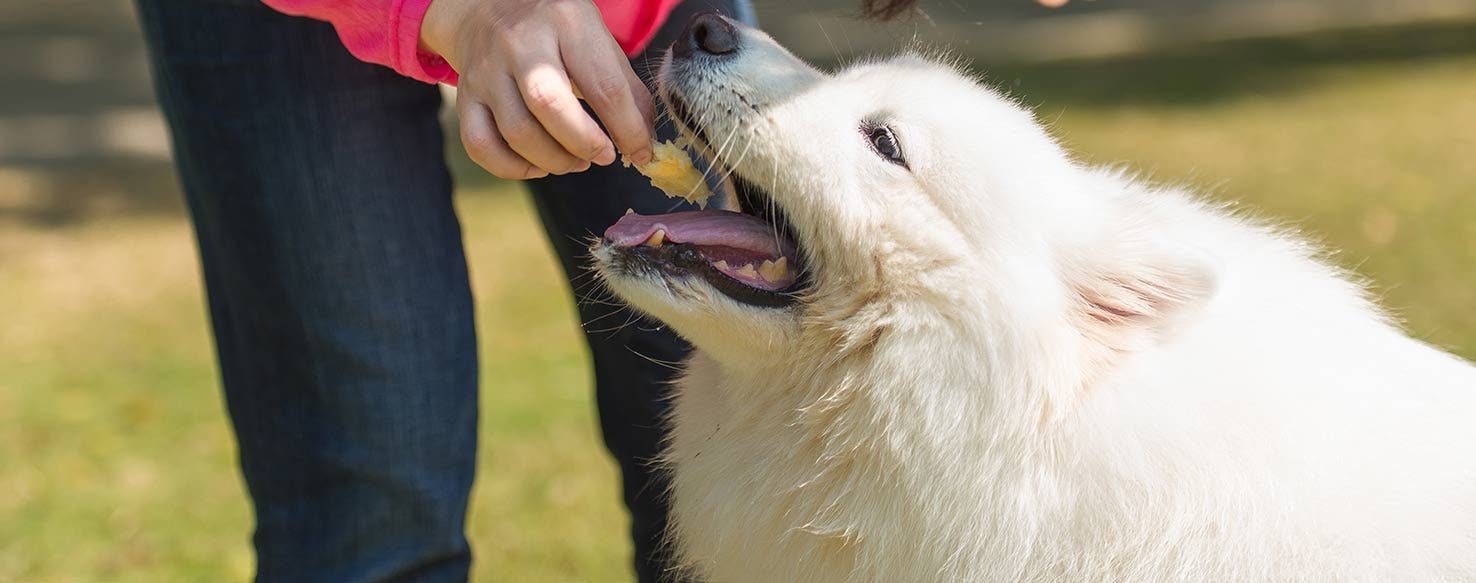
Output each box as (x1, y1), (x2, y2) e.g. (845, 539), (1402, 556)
(593, 14), (1476, 582)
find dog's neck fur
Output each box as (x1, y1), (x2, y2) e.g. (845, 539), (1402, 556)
(664, 268), (1081, 580)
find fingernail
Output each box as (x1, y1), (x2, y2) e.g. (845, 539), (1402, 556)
(594, 147), (617, 166)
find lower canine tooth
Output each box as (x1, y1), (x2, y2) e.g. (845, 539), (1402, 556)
(714, 260), (730, 271)
(644, 229), (666, 246)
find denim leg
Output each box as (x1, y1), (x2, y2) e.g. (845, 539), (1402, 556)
(524, 3), (755, 582)
(135, 2), (476, 582)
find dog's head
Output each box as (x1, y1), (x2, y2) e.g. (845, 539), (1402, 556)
(594, 15), (1218, 410)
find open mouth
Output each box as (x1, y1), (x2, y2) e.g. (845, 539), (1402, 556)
(600, 93), (805, 308)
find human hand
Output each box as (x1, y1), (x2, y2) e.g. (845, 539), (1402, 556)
(421, 0), (656, 179)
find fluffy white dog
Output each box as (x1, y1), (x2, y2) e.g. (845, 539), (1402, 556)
(593, 13), (1476, 582)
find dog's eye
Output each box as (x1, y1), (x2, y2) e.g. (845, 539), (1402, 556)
(866, 126), (907, 168)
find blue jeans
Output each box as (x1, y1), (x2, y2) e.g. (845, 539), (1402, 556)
(135, 1), (752, 581)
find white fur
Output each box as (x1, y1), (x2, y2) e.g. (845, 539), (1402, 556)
(594, 21), (1476, 582)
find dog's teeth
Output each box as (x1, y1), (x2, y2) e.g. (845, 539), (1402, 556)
(645, 229), (666, 246)
(736, 264), (758, 278)
(714, 260), (730, 271)
(625, 208), (635, 215)
(759, 258), (789, 282)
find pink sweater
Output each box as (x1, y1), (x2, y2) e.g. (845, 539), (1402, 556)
(262, 0), (685, 85)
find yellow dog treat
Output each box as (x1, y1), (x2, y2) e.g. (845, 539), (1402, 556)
(625, 140), (714, 207)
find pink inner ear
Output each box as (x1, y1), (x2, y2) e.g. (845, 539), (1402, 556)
(1071, 266), (1213, 385)
(1067, 238), (1219, 386)
(1073, 261), (1215, 345)
(1085, 297), (1143, 324)
(1080, 274), (1181, 325)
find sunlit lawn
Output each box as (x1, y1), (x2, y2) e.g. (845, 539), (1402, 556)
(0, 189), (630, 583)
(2, 24), (1474, 582)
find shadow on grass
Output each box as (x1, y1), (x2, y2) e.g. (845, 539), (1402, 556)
(970, 20), (1476, 108)
(0, 161), (184, 227)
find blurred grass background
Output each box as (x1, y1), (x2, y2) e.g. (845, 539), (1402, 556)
(2, 1), (1475, 581)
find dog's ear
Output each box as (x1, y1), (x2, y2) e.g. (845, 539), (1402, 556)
(1068, 238), (1219, 374)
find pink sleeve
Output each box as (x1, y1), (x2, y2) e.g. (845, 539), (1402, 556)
(260, 0), (684, 86)
(261, 0), (457, 85)
(594, 0), (687, 58)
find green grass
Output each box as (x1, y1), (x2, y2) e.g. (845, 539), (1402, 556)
(0, 193), (630, 583)
(3, 23), (1474, 582)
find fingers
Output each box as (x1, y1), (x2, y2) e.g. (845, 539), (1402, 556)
(457, 90), (548, 180)
(450, 0), (660, 177)
(562, 32), (656, 166)
(516, 58), (618, 167)
(487, 72), (591, 175)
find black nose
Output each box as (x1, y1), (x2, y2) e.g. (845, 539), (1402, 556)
(672, 12), (739, 58)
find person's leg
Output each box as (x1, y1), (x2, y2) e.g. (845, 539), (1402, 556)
(135, 2), (477, 581)
(524, 2), (755, 581)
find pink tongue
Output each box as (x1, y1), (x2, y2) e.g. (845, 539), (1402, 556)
(604, 210), (795, 259)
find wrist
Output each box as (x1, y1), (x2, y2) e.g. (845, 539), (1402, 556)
(420, 0), (469, 69)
